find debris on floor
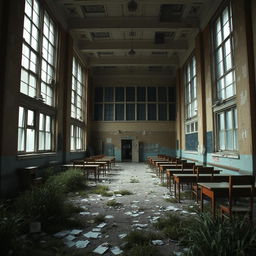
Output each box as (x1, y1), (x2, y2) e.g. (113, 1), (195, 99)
(84, 231), (101, 239)
(93, 242), (110, 254)
(110, 246), (123, 255)
(75, 240), (90, 249)
(152, 240), (165, 246)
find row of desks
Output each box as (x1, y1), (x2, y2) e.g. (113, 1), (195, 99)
(61, 156), (115, 182)
(147, 156), (253, 217)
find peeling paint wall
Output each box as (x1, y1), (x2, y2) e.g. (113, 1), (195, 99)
(176, 0), (256, 173)
(90, 122), (176, 161)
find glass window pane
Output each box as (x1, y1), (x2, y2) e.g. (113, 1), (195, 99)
(225, 84), (233, 98)
(104, 104), (113, 121)
(234, 109), (238, 129)
(26, 128), (35, 152)
(217, 61), (224, 78)
(219, 131), (225, 150)
(115, 104), (124, 121)
(168, 87), (176, 102)
(104, 87), (113, 102)
(39, 113), (44, 130)
(115, 87), (124, 101)
(216, 48), (223, 63)
(158, 104), (167, 121)
(225, 54), (232, 71)
(169, 104), (176, 121)
(126, 104), (135, 120)
(158, 87), (167, 102)
(148, 87), (156, 101)
(137, 87), (146, 101)
(27, 110), (34, 126)
(226, 110), (233, 129)
(45, 133), (51, 150)
(95, 87), (103, 102)
(216, 31), (222, 46)
(223, 22), (230, 40)
(39, 131), (45, 150)
(94, 104), (103, 121)
(46, 116), (51, 132)
(226, 130), (233, 150)
(18, 107), (25, 127)
(18, 128), (25, 151)
(126, 87), (135, 102)
(225, 71), (233, 87)
(137, 104), (146, 120)
(148, 104), (156, 120)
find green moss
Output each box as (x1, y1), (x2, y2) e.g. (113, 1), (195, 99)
(106, 200), (122, 207)
(90, 185), (113, 197)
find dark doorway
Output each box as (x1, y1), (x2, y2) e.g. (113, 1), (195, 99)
(121, 139), (132, 162)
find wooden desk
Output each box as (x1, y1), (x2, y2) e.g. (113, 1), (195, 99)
(173, 173), (226, 203)
(198, 181), (254, 216)
(166, 169), (194, 189)
(62, 164), (100, 181)
(84, 161), (108, 175)
(101, 157), (115, 167)
(159, 164), (183, 181)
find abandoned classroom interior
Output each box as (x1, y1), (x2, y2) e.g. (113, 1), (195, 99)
(0, 0), (256, 198)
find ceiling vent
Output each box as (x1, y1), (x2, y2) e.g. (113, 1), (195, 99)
(128, 0), (138, 12)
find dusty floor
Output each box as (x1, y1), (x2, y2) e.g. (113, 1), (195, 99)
(54, 162), (198, 255)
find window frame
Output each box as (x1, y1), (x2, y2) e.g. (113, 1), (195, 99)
(70, 124), (85, 152)
(212, 2), (235, 102)
(184, 54), (198, 135)
(21, 0), (58, 106)
(93, 86), (176, 121)
(215, 106), (238, 152)
(212, 1), (238, 153)
(70, 54), (87, 152)
(71, 56), (86, 121)
(17, 106), (54, 154)
(18, 0), (58, 155)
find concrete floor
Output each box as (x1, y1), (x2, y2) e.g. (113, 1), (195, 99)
(61, 162), (197, 255)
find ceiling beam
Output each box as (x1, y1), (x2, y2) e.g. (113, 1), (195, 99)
(78, 40), (188, 51)
(69, 17), (199, 31)
(88, 56), (179, 66)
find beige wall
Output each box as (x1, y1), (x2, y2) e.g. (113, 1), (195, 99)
(88, 71), (176, 161)
(176, 0), (256, 172)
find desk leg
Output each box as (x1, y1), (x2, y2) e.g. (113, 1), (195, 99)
(200, 189), (204, 212)
(174, 180), (176, 199)
(212, 194), (216, 217)
(178, 181), (181, 203)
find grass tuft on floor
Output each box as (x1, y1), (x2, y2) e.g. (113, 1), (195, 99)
(106, 199), (122, 207)
(124, 231), (163, 256)
(154, 212), (195, 240)
(89, 185), (113, 197)
(164, 198), (177, 203)
(130, 177), (140, 183)
(127, 245), (162, 256)
(114, 189), (133, 195)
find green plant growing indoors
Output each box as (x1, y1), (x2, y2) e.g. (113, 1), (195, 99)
(182, 214), (256, 256)
(130, 177), (140, 183)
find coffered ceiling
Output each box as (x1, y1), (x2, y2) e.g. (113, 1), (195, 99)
(53, 0), (213, 74)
